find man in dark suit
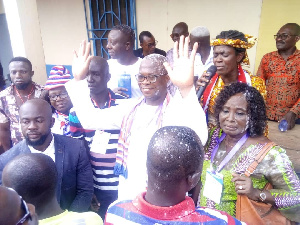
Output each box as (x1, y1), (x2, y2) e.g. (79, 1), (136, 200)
(0, 99), (93, 212)
(133, 31), (166, 58)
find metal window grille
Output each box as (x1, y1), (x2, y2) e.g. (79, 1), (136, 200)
(83, 0), (137, 59)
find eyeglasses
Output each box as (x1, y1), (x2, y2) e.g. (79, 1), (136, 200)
(16, 197), (32, 225)
(274, 33), (298, 40)
(49, 92), (69, 101)
(135, 74), (161, 83)
(170, 33), (180, 39)
(147, 40), (158, 48)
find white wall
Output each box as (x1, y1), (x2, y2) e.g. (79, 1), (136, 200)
(36, 0), (87, 66)
(136, 0), (263, 73)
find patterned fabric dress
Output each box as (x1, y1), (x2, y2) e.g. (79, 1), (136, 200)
(199, 127), (300, 222)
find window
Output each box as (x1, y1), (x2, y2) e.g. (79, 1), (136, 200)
(84, 0), (137, 58)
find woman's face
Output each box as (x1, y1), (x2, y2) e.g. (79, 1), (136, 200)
(213, 45), (243, 77)
(219, 93), (249, 137)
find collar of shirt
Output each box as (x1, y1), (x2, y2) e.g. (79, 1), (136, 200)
(28, 134), (55, 162)
(132, 192), (195, 220)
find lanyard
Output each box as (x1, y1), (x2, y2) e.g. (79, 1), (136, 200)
(211, 132), (248, 173)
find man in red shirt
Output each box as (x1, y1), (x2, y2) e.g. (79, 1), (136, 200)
(257, 23), (300, 129)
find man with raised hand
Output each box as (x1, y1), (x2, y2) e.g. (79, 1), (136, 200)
(66, 36), (208, 200)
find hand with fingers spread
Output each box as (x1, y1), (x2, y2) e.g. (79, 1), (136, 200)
(72, 40), (93, 81)
(163, 35), (198, 98)
(232, 173), (260, 201)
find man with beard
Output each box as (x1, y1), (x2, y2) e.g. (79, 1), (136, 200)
(0, 57), (44, 151)
(0, 99), (94, 212)
(257, 23), (300, 130)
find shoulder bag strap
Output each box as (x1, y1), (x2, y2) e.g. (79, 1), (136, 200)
(244, 142), (276, 177)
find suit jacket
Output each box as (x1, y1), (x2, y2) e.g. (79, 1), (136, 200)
(0, 134), (93, 212)
(133, 48), (167, 58)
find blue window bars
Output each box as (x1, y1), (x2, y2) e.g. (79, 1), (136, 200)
(83, 0), (137, 58)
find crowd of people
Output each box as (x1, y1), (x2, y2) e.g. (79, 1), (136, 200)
(0, 21), (299, 225)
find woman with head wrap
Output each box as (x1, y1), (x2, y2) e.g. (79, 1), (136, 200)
(198, 82), (300, 223)
(197, 30), (266, 131)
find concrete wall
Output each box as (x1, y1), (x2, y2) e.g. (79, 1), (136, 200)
(136, 0), (263, 73)
(36, 0), (87, 70)
(255, 0), (300, 72)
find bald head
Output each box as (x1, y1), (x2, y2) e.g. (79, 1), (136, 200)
(171, 22), (189, 42)
(2, 154), (58, 210)
(0, 186), (24, 225)
(141, 54), (168, 76)
(281, 23), (300, 35)
(90, 56), (109, 74)
(147, 126), (204, 190)
(20, 99), (52, 120)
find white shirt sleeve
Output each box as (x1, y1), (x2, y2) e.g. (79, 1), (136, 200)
(164, 88), (208, 145)
(65, 79), (132, 130)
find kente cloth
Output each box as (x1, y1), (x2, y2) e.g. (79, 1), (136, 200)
(199, 127), (300, 222)
(105, 192), (245, 225)
(201, 65), (266, 130)
(39, 210), (102, 225)
(0, 83), (44, 145)
(114, 94), (170, 178)
(257, 49), (300, 121)
(51, 110), (71, 136)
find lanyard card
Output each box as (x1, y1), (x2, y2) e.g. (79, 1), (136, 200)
(203, 169), (224, 204)
(90, 130), (111, 154)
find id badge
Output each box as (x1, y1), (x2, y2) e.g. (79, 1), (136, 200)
(90, 130), (111, 154)
(203, 169), (224, 204)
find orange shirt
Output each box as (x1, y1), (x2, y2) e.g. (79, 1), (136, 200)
(257, 50), (300, 121)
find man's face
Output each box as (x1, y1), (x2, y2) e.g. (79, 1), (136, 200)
(48, 86), (72, 115)
(20, 104), (53, 147)
(87, 61), (110, 95)
(138, 60), (169, 103)
(9, 61), (34, 90)
(106, 30), (128, 59)
(141, 36), (156, 56)
(275, 25), (299, 51)
(171, 26), (188, 42)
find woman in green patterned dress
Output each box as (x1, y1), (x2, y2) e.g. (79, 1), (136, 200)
(199, 82), (300, 223)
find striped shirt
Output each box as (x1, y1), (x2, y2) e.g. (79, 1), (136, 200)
(105, 192), (245, 225)
(69, 89), (124, 191)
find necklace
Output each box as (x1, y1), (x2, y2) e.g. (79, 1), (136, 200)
(14, 85), (35, 104)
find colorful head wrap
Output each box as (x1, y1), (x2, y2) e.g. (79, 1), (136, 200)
(210, 34), (257, 65)
(45, 65), (71, 90)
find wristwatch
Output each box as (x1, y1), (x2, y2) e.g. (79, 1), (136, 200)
(259, 191), (267, 202)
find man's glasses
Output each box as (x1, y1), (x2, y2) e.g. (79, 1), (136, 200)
(147, 40), (158, 48)
(274, 33), (298, 40)
(135, 74), (161, 83)
(16, 197), (31, 225)
(49, 92), (69, 101)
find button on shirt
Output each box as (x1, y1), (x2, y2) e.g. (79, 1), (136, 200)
(257, 50), (300, 120)
(28, 135), (55, 162)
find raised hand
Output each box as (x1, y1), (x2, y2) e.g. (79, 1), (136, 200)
(163, 35), (198, 97)
(72, 40), (93, 81)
